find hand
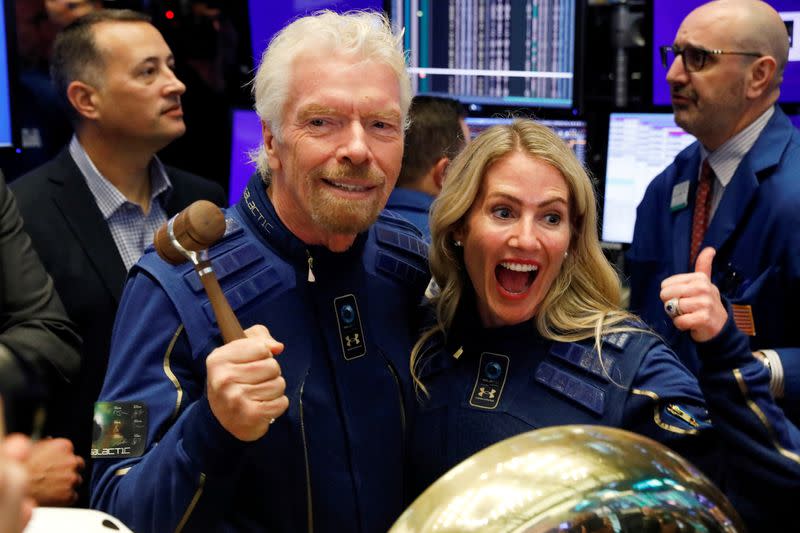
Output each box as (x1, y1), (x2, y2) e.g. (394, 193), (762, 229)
(24, 438), (84, 506)
(0, 434), (34, 533)
(206, 325), (289, 441)
(660, 247), (728, 342)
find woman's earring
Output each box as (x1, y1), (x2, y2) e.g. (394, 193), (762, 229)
(564, 251), (568, 258)
(454, 240), (463, 247)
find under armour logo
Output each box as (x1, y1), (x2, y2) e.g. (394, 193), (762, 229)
(345, 334), (361, 348)
(478, 387), (496, 399)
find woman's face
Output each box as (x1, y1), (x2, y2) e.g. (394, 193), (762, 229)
(455, 151), (572, 328)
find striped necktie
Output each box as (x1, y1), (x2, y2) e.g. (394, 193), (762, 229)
(689, 159), (713, 268)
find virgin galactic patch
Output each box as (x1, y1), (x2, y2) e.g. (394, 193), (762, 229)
(91, 401), (148, 458)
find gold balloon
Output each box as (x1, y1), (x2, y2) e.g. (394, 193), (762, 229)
(393, 425), (744, 533)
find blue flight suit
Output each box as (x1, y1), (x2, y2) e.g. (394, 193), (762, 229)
(90, 173), (429, 533)
(385, 188), (435, 239)
(627, 106), (800, 423)
(409, 303), (800, 531)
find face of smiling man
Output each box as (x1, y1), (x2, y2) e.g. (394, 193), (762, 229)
(263, 51), (404, 252)
(454, 151), (572, 328)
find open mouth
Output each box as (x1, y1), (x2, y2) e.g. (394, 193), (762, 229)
(495, 262), (538, 295)
(322, 179), (374, 193)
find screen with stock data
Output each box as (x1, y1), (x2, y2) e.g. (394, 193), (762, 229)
(465, 116), (587, 163)
(601, 113), (697, 245)
(392, 0), (577, 108)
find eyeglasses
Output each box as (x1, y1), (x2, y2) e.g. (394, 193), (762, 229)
(660, 45), (762, 72)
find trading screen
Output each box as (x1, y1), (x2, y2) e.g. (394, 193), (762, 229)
(394, 0), (577, 108)
(601, 113), (696, 244)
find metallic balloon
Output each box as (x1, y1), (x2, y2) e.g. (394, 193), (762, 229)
(392, 425), (744, 532)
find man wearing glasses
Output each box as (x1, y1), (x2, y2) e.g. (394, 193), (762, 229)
(628, 0), (800, 427)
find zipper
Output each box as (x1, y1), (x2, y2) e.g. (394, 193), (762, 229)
(385, 358), (408, 506)
(666, 404), (700, 428)
(299, 380), (314, 532)
(385, 360), (407, 435)
(306, 250), (316, 283)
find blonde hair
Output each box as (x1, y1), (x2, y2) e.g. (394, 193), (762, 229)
(250, 10), (411, 178)
(412, 119), (639, 393)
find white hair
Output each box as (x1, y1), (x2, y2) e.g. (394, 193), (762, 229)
(250, 10), (411, 178)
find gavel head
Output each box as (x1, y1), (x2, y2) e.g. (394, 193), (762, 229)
(154, 200), (227, 265)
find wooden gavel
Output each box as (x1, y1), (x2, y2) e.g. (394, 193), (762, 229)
(153, 200), (245, 343)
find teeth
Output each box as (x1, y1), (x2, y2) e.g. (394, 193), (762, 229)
(329, 181), (369, 192)
(500, 262), (538, 272)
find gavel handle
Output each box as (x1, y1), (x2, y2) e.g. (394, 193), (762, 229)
(196, 260), (245, 343)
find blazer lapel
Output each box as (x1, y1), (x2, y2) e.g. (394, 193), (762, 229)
(702, 161), (759, 256)
(163, 175), (184, 217)
(671, 147), (701, 273)
(51, 153), (127, 303)
(703, 109), (790, 257)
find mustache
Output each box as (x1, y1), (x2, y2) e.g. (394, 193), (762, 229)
(161, 98), (182, 113)
(311, 163), (384, 185)
(670, 87), (696, 101)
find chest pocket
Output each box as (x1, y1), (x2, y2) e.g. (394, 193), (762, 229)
(724, 264), (796, 344)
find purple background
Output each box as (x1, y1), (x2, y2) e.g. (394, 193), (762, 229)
(653, 0), (800, 106)
(248, 0), (385, 62)
(236, 1), (385, 204)
(228, 109), (262, 205)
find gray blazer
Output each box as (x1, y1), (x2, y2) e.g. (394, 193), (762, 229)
(0, 169), (81, 433)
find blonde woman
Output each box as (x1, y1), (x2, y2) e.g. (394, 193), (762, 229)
(408, 119), (800, 530)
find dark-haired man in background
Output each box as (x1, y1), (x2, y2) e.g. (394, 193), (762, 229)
(386, 95), (468, 238)
(10, 10), (225, 504)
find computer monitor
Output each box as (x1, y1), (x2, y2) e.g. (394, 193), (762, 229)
(601, 112), (697, 245)
(652, 0), (800, 106)
(391, 0), (580, 109)
(248, 0), (386, 62)
(465, 116), (588, 163)
(0, 0), (16, 150)
(228, 109), (262, 205)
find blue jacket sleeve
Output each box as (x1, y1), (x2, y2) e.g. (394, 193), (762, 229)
(696, 313), (800, 482)
(90, 270), (257, 533)
(782, 347), (800, 407)
(622, 316), (800, 529)
(759, 217), (800, 417)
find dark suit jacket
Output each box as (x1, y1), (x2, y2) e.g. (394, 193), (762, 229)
(10, 148), (226, 499)
(0, 169), (81, 433)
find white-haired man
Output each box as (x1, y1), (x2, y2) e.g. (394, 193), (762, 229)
(91, 10), (428, 533)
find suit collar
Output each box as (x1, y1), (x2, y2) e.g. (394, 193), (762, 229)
(50, 148), (128, 303)
(674, 107), (792, 270)
(705, 108), (791, 250)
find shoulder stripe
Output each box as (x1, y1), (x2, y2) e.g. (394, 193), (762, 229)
(202, 265), (281, 320)
(376, 250), (428, 287)
(535, 362), (605, 415)
(549, 343), (618, 382)
(375, 226), (428, 261)
(183, 242), (263, 293)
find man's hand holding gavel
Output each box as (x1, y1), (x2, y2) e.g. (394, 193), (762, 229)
(155, 202), (289, 441)
(205, 325), (289, 442)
